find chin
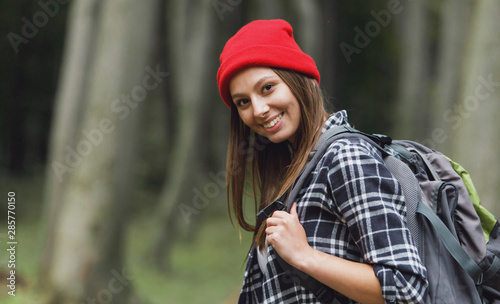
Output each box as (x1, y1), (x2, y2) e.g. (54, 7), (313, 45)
(268, 138), (286, 144)
(267, 134), (293, 144)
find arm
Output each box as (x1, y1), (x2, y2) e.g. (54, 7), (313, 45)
(266, 203), (384, 304)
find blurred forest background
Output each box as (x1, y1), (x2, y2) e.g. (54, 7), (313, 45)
(0, 0), (499, 303)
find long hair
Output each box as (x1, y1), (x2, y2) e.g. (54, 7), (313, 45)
(226, 68), (329, 249)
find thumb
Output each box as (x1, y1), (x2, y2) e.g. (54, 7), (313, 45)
(290, 202), (298, 216)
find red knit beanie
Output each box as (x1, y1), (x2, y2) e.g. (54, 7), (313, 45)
(217, 19), (320, 108)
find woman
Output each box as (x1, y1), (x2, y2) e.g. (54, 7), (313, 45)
(217, 19), (428, 304)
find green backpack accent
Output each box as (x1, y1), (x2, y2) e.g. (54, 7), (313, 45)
(446, 156), (497, 243)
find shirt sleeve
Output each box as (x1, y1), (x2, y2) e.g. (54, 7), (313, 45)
(325, 138), (428, 303)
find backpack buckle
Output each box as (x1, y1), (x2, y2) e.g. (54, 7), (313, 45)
(372, 133), (392, 147)
(257, 200), (285, 222)
(476, 273), (484, 286)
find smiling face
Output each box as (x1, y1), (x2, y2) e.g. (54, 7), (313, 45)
(229, 67), (301, 144)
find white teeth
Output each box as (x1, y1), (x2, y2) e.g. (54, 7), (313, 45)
(263, 114), (283, 129)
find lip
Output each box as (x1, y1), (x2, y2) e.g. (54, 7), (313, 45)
(261, 112), (284, 132)
(261, 113), (282, 126)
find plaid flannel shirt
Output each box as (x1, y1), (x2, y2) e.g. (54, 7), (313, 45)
(238, 111), (428, 304)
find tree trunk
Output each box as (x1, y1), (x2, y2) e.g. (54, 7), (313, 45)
(394, 0), (431, 140)
(43, 0), (162, 302)
(290, 0), (322, 65)
(319, 0), (337, 104)
(449, 0), (500, 217)
(40, 0), (101, 280)
(428, 0), (475, 152)
(247, 0), (285, 20)
(149, 0), (216, 270)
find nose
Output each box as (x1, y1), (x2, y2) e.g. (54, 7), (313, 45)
(253, 98), (270, 118)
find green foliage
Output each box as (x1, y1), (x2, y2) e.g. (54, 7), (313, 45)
(127, 215), (251, 304)
(0, 178), (252, 304)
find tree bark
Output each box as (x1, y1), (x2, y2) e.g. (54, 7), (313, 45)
(149, 0), (216, 270)
(449, 0), (500, 217)
(394, 0), (431, 140)
(290, 0), (322, 65)
(429, 0), (475, 152)
(43, 0), (162, 302)
(319, 0), (337, 105)
(40, 0), (102, 280)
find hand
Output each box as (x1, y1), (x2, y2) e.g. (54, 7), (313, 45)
(267, 204), (385, 304)
(265, 203), (313, 268)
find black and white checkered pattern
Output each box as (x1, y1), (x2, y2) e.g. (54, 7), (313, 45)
(238, 111), (428, 303)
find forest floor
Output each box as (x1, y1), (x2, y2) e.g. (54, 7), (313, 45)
(0, 173), (251, 304)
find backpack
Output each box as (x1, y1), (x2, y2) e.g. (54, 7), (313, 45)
(259, 125), (500, 304)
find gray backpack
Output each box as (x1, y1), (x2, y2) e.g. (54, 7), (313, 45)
(260, 125), (500, 303)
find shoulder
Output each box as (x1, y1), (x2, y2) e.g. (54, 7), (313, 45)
(318, 136), (401, 199)
(319, 136), (384, 170)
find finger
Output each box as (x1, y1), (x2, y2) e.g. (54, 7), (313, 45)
(266, 217), (278, 227)
(271, 210), (288, 219)
(266, 233), (275, 246)
(290, 202), (298, 216)
(267, 217), (287, 227)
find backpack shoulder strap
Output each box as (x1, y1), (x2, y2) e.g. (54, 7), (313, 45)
(416, 201), (484, 282)
(284, 125), (391, 211)
(272, 126), (392, 303)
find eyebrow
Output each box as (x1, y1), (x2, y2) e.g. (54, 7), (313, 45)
(231, 75), (277, 101)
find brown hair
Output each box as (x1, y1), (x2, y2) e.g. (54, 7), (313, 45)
(226, 68), (329, 249)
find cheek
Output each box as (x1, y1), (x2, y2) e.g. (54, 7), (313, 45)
(289, 102), (301, 124)
(238, 111), (255, 127)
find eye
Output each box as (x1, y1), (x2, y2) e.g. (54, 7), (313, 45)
(236, 98), (250, 107)
(262, 83), (274, 93)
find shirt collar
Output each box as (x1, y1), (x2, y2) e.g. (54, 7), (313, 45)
(321, 110), (350, 134)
